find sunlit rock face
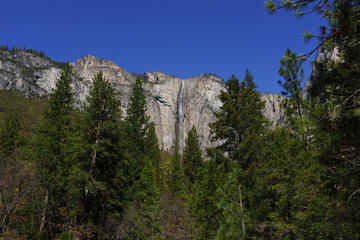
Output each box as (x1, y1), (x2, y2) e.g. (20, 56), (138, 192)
(0, 50), (284, 150)
(302, 47), (339, 100)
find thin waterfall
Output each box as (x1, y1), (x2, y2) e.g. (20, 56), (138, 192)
(177, 79), (185, 154)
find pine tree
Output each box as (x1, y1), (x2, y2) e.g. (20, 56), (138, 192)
(145, 122), (163, 188)
(215, 168), (247, 240)
(278, 49), (306, 120)
(200, 71), (269, 239)
(189, 152), (228, 240)
(125, 76), (151, 199)
(121, 159), (163, 239)
(67, 71), (128, 236)
(209, 70), (268, 168)
(32, 63), (73, 238)
(278, 49), (312, 143)
(252, 127), (328, 239)
(183, 126), (203, 187)
(168, 137), (184, 194)
(266, 1), (360, 237)
(125, 76), (149, 156)
(0, 111), (21, 154)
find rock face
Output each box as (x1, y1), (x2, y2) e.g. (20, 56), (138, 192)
(0, 49), (284, 151)
(302, 47), (339, 99)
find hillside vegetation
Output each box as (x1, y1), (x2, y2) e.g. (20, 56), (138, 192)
(0, 90), (47, 128)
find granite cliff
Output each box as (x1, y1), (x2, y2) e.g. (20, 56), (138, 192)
(0, 49), (283, 151)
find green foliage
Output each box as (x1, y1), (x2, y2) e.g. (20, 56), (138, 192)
(168, 137), (184, 194)
(125, 76), (151, 198)
(215, 168), (248, 240)
(253, 128), (327, 238)
(0, 90), (47, 129)
(34, 63), (73, 184)
(0, 111), (21, 154)
(189, 154), (227, 240)
(31, 63), (74, 238)
(278, 49), (305, 118)
(67, 71), (128, 232)
(268, 1), (360, 238)
(145, 122), (163, 188)
(278, 48), (312, 140)
(136, 160), (160, 206)
(126, 76), (149, 154)
(183, 126), (203, 186)
(264, 0), (276, 13)
(123, 160), (163, 239)
(210, 70), (269, 168)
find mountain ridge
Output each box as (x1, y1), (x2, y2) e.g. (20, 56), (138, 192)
(0, 48), (284, 150)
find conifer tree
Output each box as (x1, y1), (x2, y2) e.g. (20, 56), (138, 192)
(169, 137), (184, 194)
(215, 168), (247, 240)
(145, 122), (163, 188)
(266, 1), (360, 236)
(278, 48), (311, 142)
(125, 76), (149, 156)
(194, 71), (268, 239)
(183, 126), (203, 186)
(125, 159), (162, 239)
(67, 71), (128, 236)
(32, 63), (73, 238)
(125, 76), (151, 198)
(189, 153), (228, 240)
(251, 127), (328, 239)
(209, 70), (268, 168)
(0, 111), (21, 154)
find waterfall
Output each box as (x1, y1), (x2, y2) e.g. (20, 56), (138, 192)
(178, 79), (185, 154)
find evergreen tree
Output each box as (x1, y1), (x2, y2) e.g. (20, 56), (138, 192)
(278, 49), (312, 145)
(189, 151), (228, 240)
(278, 49), (306, 121)
(125, 76), (149, 156)
(168, 137), (184, 194)
(145, 122), (163, 188)
(124, 159), (162, 239)
(266, 1), (360, 237)
(215, 168), (247, 240)
(199, 71), (269, 239)
(183, 126), (203, 187)
(125, 76), (151, 199)
(251, 127), (328, 239)
(209, 70), (268, 169)
(0, 111), (21, 154)
(67, 71), (128, 237)
(32, 63), (73, 238)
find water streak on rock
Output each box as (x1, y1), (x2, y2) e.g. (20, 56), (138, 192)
(177, 79), (185, 154)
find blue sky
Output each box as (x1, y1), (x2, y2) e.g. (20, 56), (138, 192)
(0, 0), (325, 94)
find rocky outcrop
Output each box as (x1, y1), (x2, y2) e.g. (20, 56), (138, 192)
(261, 93), (284, 126)
(0, 49), (284, 151)
(302, 47), (339, 99)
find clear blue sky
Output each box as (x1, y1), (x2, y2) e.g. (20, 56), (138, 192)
(0, 0), (325, 94)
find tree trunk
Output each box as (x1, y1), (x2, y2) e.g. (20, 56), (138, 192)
(90, 98), (105, 172)
(40, 190), (49, 233)
(239, 185), (246, 238)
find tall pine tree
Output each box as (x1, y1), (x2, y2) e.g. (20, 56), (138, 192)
(125, 76), (151, 200)
(33, 63), (73, 239)
(0, 111), (21, 154)
(145, 122), (163, 189)
(183, 126), (203, 187)
(67, 71), (128, 237)
(209, 70), (268, 169)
